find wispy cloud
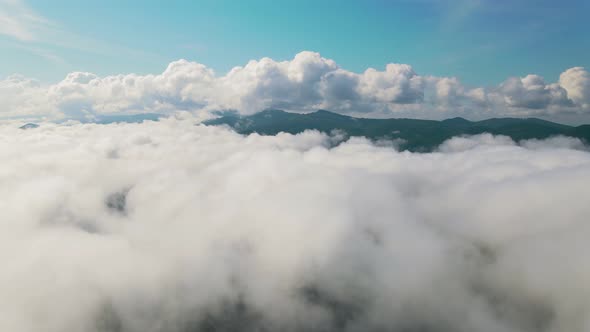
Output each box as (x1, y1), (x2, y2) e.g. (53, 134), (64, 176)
(0, 0), (164, 72)
(0, 0), (69, 65)
(0, 0), (53, 41)
(9, 41), (66, 64)
(439, 0), (483, 31)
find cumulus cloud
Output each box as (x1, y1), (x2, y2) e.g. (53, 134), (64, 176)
(0, 74), (60, 119)
(1, 118), (590, 331)
(358, 63), (424, 104)
(559, 67), (590, 108)
(1, 51), (589, 121)
(493, 74), (572, 111)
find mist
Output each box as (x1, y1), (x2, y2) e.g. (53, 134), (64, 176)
(2, 115), (590, 332)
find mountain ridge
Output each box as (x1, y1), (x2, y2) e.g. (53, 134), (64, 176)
(204, 109), (590, 151)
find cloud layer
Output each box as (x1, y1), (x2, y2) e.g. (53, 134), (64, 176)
(1, 51), (590, 122)
(2, 117), (590, 331)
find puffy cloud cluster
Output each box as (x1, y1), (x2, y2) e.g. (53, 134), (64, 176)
(559, 67), (590, 108)
(496, 75), (571, 110)
(0, 74), (58, 119)
(2, 117), (590, 331)
(1, 51), (590, 121)
(358, 64), (424, 104)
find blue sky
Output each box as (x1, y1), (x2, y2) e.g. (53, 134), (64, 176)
(1, 0), (589, 86)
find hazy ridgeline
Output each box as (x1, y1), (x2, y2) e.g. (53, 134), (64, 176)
(2, 116), (590, 332)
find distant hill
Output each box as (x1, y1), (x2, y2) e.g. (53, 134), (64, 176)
(19, 123), (40, 130)
(204, 109), (590, 151)
(93, 113), (162, 124)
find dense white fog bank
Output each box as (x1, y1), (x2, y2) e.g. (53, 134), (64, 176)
(2, 117), (590, 332)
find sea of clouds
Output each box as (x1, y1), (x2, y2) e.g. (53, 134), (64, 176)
(2, 115), (590, 331)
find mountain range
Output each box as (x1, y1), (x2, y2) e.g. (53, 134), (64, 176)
(205, 109), (590, 151)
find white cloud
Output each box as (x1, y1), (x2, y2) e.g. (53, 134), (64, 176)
(0, 0), (51, 41)
(437, 133), (516, 152)
(438, 133), (588, 153)
(520, 135), (588, 151)
(497, 74), (572, 110)
(1, 51), (589, 122)
(358, 63), (424, 104)
(1, 119), (589, 331)
(0, 74), (59, 119)
(0, 0), (163, 68)
(559, 67), (590, 108)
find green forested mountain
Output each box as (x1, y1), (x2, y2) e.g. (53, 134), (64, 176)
(204, 110), (590, 151)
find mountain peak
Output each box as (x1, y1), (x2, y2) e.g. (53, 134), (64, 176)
(259, 109), (288, 115)
(442, 117), (471, 124)
(19, 123), (39, 130)
(308, 109), (351, 119)
(313, 109), (335, 115)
